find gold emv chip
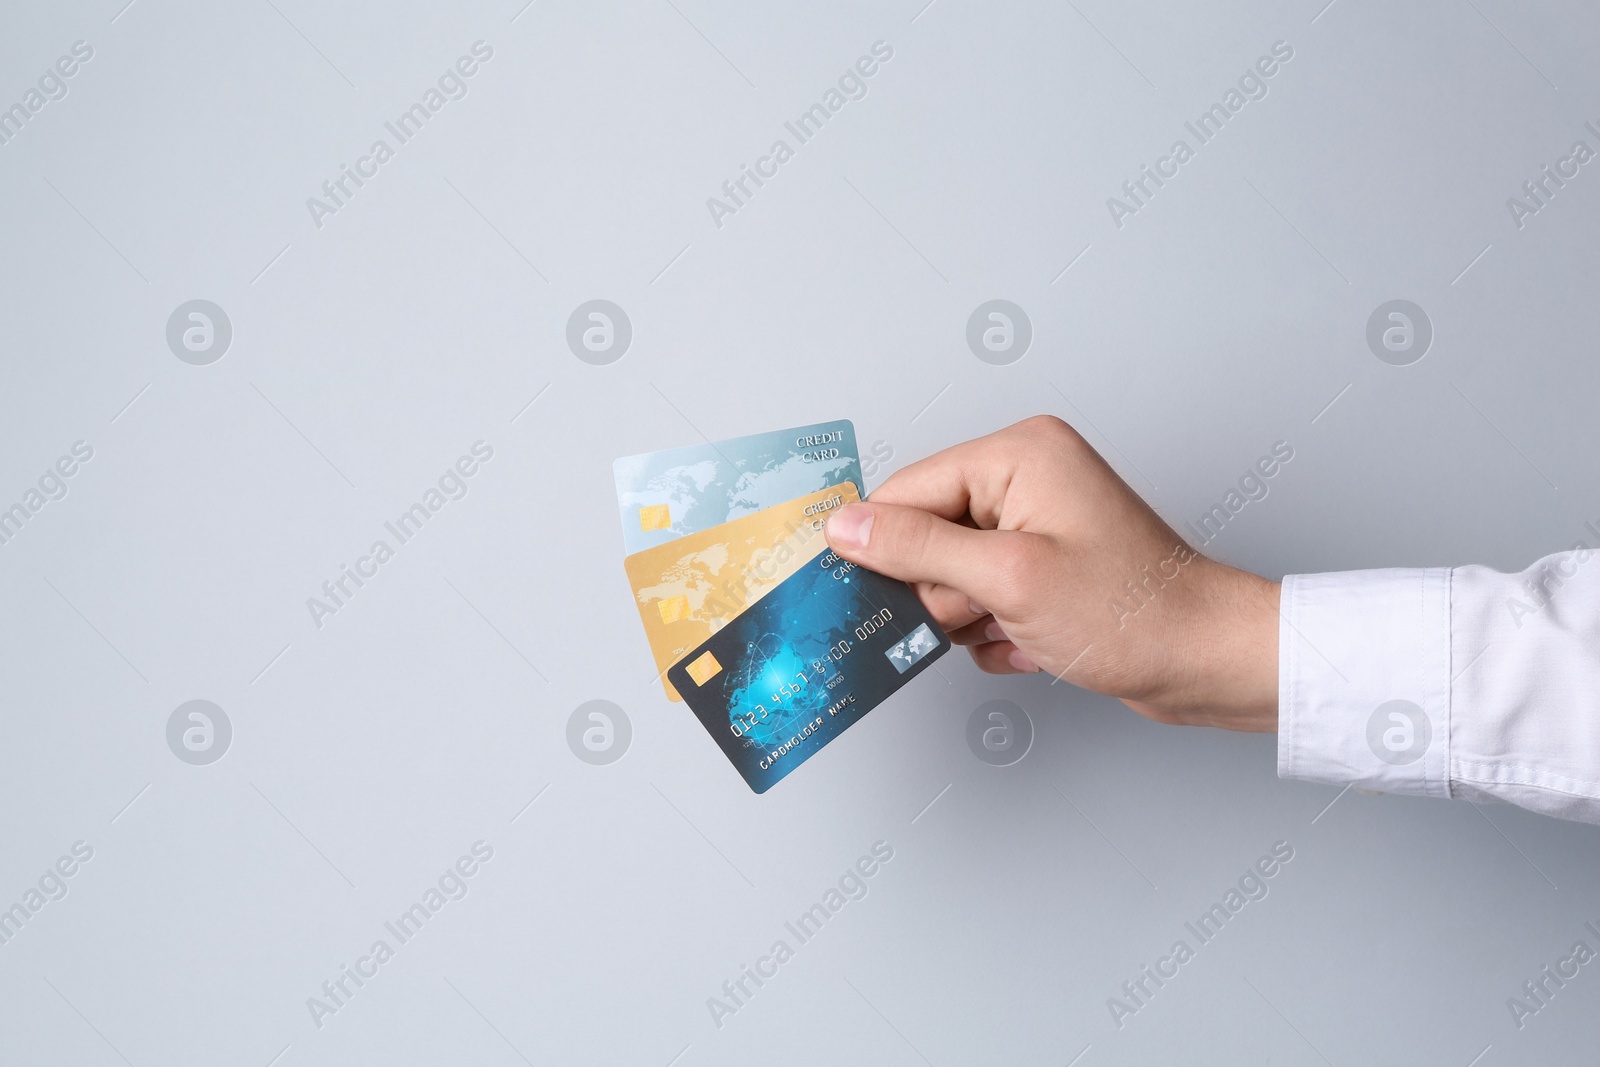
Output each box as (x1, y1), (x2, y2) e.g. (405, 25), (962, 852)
(656, 595), (691, 625)
(685, 651), (722, 686)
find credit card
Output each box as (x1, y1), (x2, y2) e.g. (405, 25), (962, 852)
(625, 483), (862, 701)
(667, 547), (950, 793)
(613, 420), (861, 553)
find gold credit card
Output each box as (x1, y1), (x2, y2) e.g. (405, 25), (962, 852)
(624, 482), (861, 700)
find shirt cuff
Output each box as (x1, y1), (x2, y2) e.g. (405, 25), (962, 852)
(1278, 568), (1452, 799)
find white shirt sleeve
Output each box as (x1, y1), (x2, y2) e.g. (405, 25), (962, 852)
(1278, 549), (1600, 825)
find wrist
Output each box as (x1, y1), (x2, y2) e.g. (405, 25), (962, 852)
(1174, 564), (1281, 731)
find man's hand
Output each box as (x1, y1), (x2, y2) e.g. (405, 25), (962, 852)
(823, 416), (1279, 731)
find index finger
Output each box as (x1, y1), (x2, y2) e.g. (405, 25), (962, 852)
(868, 416), (1087, 530)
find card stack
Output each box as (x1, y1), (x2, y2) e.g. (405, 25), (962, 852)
(614, 421), (950, 793)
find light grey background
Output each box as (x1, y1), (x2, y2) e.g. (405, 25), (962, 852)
(3, 0), (1598, 1064)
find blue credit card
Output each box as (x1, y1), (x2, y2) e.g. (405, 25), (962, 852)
(613, 421), (861, 553)
(667, 547), (949, 793)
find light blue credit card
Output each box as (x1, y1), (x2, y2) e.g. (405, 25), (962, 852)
(613, 420), (861, 553)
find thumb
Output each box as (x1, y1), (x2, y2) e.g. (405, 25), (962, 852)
(823, 501), (1012, 603)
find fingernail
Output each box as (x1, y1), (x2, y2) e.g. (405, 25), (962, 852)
(968, 599), (987, 616)
(1007, 649), (1040, 672)
(984, 621), (1006, 642)
(827, 504), (873, 550)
